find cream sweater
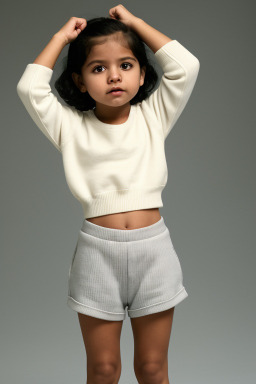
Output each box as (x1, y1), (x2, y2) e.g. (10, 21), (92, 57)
(16, 40), (200, 219)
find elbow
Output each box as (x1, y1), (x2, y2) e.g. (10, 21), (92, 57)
(195, 58), (200, 72)
(16, 78), (30, 103)
(16, 80), (25, 99)
(193, 57), (200, 74)
(189, 57), (200, 79)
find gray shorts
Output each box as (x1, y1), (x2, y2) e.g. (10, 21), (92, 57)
(67, 216), (188, 321)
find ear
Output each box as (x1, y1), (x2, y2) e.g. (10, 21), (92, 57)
(139, 66), (146, 87)
(71, 72), (87, 93)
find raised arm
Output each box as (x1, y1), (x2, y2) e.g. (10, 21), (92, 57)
(130, 17), (173, 53)
(130, 17), (200, 140)
(32, 17), (87, 69)
(16, 17), (87, 151)
(16, 33), (69, 151)
(32, 33), (67, 70)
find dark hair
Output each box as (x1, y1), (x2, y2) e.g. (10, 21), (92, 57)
(54, 17), (159, 112)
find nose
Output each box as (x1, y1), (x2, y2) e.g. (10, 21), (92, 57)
(108, 68), (122, 83)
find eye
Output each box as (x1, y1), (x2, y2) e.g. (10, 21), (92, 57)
(121, 62), (133, 70)
(93, 65), (104, 73)
(92, 62), (133, 73)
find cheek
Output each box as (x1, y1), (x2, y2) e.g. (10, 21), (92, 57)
(133, 70), (143, 82)
(131, 74), (142, 90)
(86, 77), (102, 92)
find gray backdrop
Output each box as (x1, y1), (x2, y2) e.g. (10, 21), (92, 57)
(1, 0), (255, 383)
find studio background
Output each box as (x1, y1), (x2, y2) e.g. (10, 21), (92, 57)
(1, 0), (255, 383)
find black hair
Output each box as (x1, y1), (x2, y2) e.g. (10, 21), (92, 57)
(54, 17), (159, 112)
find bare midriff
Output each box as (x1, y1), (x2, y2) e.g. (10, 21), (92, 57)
(86, 208), (161, 230)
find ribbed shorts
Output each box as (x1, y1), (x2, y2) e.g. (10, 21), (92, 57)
(67, 216), (188, 321)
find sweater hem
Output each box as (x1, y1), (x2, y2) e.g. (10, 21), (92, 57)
(82, 187), (164, 219)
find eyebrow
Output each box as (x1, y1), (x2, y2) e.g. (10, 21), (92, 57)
(86, 56), (137, 68)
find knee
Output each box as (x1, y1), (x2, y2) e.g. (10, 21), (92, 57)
(134, 361), (165, 384)
(91, 361), (121, 384)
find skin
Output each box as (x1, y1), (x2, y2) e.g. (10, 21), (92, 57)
(72, 32), (146, 125)
(78, 307), (174, 384)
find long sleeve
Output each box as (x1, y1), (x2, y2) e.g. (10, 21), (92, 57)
(141, 40), (200, 140)
(16, 63), (76, 152)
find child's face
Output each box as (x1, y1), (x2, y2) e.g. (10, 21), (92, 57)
(73, 35), (146, 110)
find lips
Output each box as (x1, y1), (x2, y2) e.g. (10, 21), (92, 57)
(108, 88), (124, 93)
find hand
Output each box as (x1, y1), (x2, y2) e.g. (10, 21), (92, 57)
(57, 17), (87, 45)
(109, 4), (139, 27)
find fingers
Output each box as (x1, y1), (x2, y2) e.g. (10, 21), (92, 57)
(74, 17), (86, 26)
(72, 17), (87, 31)
(76, 18), (87, 24)
(69, 17), (86, 26)
(109, 7), (119, 18)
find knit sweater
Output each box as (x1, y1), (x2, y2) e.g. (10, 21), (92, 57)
(16, 39), (200, 219)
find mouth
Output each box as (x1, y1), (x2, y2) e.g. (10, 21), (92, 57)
(108, 88), (124, 94)
(108, 89), (125, 96)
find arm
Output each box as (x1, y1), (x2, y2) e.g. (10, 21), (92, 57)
(33, 32), (67, 70)
(131, 18), (200, 140)
(16, 60), (75, 152)
(33, 17), (86, 69)
(130, 17), (172, 53)
(17, 34), (74, 152)
(16, 17), (86, 151)
(17, 37), (68, 152)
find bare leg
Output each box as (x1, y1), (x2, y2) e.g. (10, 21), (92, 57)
(78, 312), (124, 384)
(130, 307), (175, 384)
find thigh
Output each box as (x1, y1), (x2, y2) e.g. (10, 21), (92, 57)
(130, 307), (175, 370)
(127, 228), (187, 318)
(68, 232), (127, 321)
(78, 312), (124, 369)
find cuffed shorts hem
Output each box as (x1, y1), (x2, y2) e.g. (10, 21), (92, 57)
(67, 296), (126, 321)
(128, 286), (188, 319)
(67, 286), (188, 321)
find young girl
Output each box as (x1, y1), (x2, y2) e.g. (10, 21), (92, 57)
(17, 5), (200, 383)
